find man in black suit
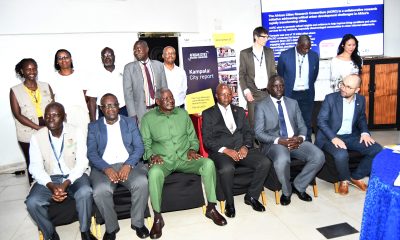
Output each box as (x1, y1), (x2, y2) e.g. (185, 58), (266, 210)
(202, 83), (272, 218)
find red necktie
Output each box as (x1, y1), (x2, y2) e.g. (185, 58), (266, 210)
(143, 62), (155, 99)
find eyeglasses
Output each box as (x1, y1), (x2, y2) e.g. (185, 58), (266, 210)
(258, 35), (269, 39)
(101, 104), (119, 110)
(57, 56), (70, 61)
(338, 81), (357, 90)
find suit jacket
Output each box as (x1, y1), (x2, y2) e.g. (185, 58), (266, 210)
(315, 92), (369, 148)
(202, 104), (253, 154)
(123, 59), (168, 121)
(87, 115), (144, 171)
(239, 46), (276, 99)
(254, 95), (307, 150)
(277, 47), (319, 101)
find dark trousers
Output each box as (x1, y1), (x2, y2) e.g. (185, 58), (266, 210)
(322, 134), (383, 181)
(291, 90), (313, 142)
(210, 149), (272, 205)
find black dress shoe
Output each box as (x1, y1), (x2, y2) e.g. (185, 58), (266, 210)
(150, 215), (164, 239)
(103, 230), (116, 240)
(224, 203), (236, 218)
(244, 194), (265, 212)
(205, 207), (227, 226)
(292, 184), (312, 202)
(132, 225), (150, 239)
(50, 231), (60, 240)
(280, 194), (291, 206)
(81, 231), (97, 240)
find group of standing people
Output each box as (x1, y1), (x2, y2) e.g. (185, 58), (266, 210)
(9, 25), (382, 240)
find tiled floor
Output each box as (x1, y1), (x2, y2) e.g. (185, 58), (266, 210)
(0, 130), (399, 240)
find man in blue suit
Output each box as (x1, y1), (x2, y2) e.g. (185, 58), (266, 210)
(316, 74), (382, 195)
(87, 93), (149, 240)
(278, 35), (319, 141)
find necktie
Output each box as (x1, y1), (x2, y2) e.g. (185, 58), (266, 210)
(277, 100), (288, 137)
(143, 62), (155, 99)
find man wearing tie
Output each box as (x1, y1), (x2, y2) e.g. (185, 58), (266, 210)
(123, 40), (168, 123)
(254, 75), (324, 206)
(277, 35), (320, 141)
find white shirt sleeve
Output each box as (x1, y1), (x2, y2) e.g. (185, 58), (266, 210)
(29, 135), (52, 186)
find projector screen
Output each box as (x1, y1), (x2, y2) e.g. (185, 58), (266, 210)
(261, 0), (384, 59)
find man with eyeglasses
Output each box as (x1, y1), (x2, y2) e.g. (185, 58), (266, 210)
(87, 93), (149, 239)
(239, 26), (276, 128)
(278, 35), (320, 142)
(87, 47), (128, 122)
(316, 74), (382, 195)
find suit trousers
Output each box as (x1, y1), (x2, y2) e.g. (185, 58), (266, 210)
(321, 134), (383, 181)
(290, 90), (313, 142)
(247, 91), (268, 128)
(148, 158), (217, 213)
(25, 174), (93, 240)
(90, 162), (148, 233)
(262, 142), (324, 196)
(210, 149), (272, 205)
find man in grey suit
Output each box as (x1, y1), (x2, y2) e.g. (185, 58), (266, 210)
(123, 40), (168, 123)
(254, 75), (324, 206)
(239, 26), (276, 127)
(87, 94), (149, 240)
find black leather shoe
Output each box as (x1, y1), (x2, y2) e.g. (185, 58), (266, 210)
(292, 184), (312, 202)
(50, 231), (60, 240)
(205, 207), (227, 226)
(280, 194), (291, 206)
(132, 225), (150, 239)
(224, 203), (236, 218)
(81, 231), (97, 240)
(244, 194), (265, 212)
(150, 215), (164, 239)
(103, 230), (116, 240)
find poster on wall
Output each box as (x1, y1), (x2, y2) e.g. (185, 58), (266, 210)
(182, 46), (219, 95)
(216, 46), (239, 105)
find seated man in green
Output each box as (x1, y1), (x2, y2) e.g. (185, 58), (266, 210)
(140, 88), (227, 239)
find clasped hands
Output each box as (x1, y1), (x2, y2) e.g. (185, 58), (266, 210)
(148, 149), (202, 168)
(46, 180), (71, 202)
(224, 146), (248, 161)
(104, 165), (132, 183)
(278, 136), (303, 150)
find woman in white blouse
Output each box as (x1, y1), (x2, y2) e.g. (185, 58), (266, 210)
(49, 49), (90, 135)
(330, 34), (363, 92)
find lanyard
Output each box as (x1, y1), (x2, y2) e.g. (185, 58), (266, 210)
(297, 53), (306, 78)
(48, 132), (65, 175)
(252, 50), (264, 67)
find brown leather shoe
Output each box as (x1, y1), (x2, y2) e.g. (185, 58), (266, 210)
(150, 215), (164, 239)
(205, 207), (227, 226)
(350, 178), (368, 191)
(338, 181), (349, 195)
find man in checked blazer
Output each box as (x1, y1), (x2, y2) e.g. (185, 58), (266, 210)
(254, 75), (324, 206)
(239, 26), (276, 128)
(123, 40), (168, 123)
(202, 83), (272, 218)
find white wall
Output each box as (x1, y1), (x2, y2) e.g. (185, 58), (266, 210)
(0, 0), (399, 172)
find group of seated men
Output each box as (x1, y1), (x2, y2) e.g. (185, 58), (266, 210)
(25, 72), (382, 240)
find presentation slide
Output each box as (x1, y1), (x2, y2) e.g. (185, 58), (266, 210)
(261, 0), (384, 59)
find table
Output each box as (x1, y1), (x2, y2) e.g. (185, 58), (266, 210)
(360, 149), (400, 240)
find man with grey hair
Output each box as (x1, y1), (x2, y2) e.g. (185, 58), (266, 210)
(162, 46), (187, 108)
(278, 35), (320, 141)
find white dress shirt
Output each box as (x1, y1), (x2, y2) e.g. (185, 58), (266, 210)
(164, 64), (188, 107)
(293, 50), (310, 91)
(102, 116), (129, 165)
(270, 96), (295, 144)
(217, 103), (237, 153)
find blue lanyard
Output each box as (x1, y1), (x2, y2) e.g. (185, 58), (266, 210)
(48, 132), (65, 175)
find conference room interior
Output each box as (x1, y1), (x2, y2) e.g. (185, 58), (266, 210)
(1, 0), (400, 240)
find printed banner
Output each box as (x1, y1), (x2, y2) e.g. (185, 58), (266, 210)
(182, 46), (219, 96)
(217, 46), (239, 105)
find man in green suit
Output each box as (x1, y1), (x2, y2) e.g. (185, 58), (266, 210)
(140, 88), (227, 239)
